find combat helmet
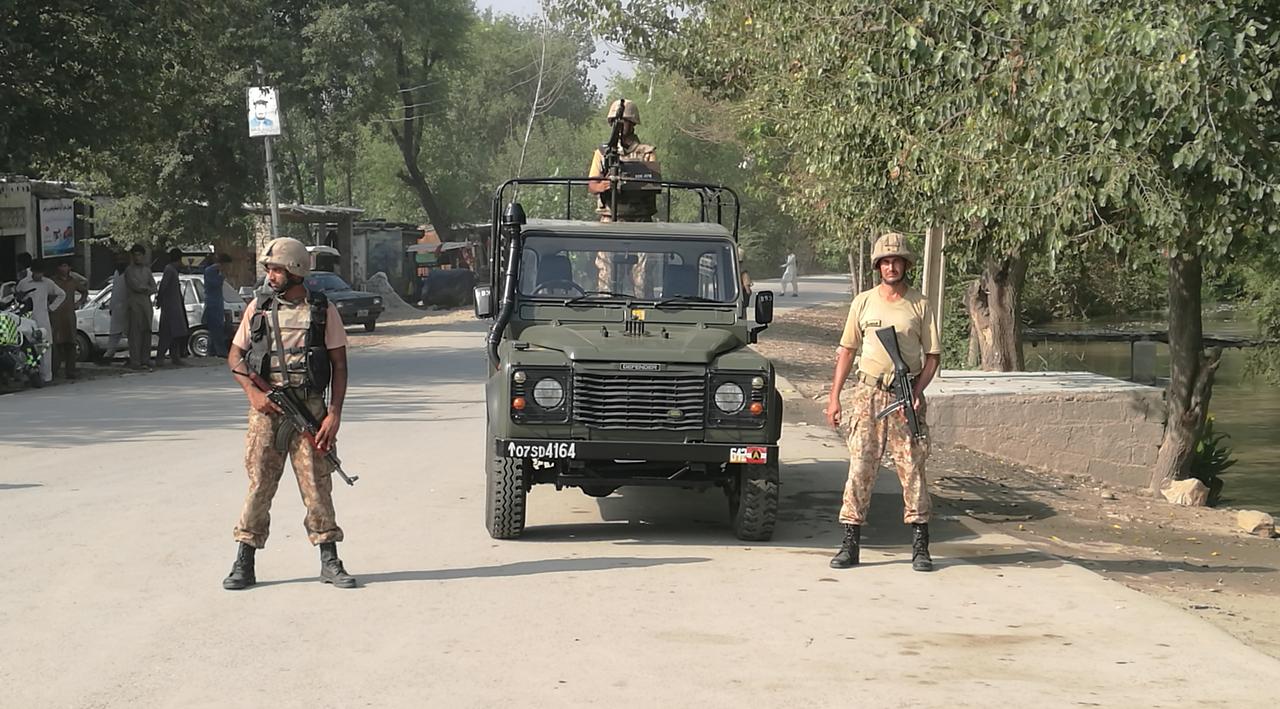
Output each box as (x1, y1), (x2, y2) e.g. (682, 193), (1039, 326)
(871, 232), (916, 268)
(606, 98), (640, 125)
(260, 237), (310, 278)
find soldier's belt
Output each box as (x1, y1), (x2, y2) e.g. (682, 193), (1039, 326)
(857, 371), (899, 392)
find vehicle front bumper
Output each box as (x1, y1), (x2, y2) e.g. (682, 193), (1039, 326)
(495, 438), (776, 465)
(335, 304), (384, 323)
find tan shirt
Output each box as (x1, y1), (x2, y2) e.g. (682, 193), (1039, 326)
(839, 286), (940, 378)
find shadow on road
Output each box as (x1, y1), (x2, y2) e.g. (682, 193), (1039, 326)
(253, 555), (709, 588)
(0, 483), (42, 491)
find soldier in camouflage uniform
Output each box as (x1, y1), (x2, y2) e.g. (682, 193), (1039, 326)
(222, 236), (357, 590)
(825, 233), (942, 572)
(587, 98), (662, 295)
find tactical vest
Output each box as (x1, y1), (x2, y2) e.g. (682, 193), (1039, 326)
(246, 290), (332, 393)
(598, 142), (660, 220)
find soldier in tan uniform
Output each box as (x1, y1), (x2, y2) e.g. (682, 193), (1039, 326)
(222, 237), (356, 590)
(825, 233), (942, 572)
(587, 99), (661, 295)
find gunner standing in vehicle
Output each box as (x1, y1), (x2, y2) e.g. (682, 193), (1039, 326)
(222, 236), (356, 590)
(824, 232), (941, 572)
(587, 99), (662, 295)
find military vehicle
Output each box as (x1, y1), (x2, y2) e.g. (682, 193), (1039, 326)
(474, 177), (782, 541)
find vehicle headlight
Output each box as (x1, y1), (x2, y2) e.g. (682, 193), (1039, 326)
(714, 382), (746, 414)
(532, 377), (565, 409)
(373, 297), (382, 306)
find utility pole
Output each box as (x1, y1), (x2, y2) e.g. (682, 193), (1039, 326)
(253, 62), (282, 238)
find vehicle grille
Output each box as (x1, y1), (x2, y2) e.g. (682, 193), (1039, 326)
(573, 370), (705, 431)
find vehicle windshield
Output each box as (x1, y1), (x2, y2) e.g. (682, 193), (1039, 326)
(518, 234), (739, 303)
(305, 272), (350, 292)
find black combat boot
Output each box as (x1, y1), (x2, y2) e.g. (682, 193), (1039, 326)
(912, 523), (934, 572)
(222, 542), (257, 590)
(319, 542), (357, 588)
(829, 524), (861, 569)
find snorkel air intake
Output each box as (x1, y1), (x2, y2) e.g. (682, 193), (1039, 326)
(487, 202), (526, 370)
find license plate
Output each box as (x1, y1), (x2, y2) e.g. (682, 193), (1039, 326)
(356, 309), (369, 317)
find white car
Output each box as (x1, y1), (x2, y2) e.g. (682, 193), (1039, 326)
(75, 273), (246, 361)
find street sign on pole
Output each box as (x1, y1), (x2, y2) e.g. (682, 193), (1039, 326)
(246, 87), (282, 138)
(249, 74), (282, 238)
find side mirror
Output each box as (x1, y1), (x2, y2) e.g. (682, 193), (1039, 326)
(754, 290), (774, 325)
(473, 286), (493, 319)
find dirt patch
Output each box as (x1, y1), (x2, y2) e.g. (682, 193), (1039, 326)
(758, 305), (1280, 660)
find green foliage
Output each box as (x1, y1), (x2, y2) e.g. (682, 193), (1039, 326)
(1188, 414), (1236, 506)
(1021, 246), (1167, 324)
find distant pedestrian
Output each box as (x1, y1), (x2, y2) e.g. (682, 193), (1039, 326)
(15, 252), (32, 283)
(124, 245), (157, 370)
(156, 248), (189, 365)
(203, 253), (233, 357)
(780, 252), (800, 297)
(102, 253), (130, 363)
(16, 260), (63, 384)
(825, 233), (941, 572)
(50, 260), (89, 380)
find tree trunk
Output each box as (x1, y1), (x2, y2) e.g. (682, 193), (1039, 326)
(966, 318), (980, 369)
(1149, 250), (1222, 492)
(848, 248), (859, 293)
(389, 44), (453, 242)
(964, 252), (1027, 371)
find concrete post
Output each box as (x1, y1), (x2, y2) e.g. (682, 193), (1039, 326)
(922, 225), (946, 346)
(1132, 340), (1158, 384)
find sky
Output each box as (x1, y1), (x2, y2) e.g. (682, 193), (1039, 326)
(473, 0), (636, 93)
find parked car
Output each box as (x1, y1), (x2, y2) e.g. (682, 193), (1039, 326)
(303, 272), (384, 332)
(75, 273), (246, 361)
(237, 271), (384, 331)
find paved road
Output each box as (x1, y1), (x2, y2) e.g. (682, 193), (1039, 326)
(751, 273), (854, 312)
(2, 320), (1278, 707)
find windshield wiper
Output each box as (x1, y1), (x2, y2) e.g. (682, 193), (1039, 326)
(655, 294), (721, 307)
(562, 290), (631, 306)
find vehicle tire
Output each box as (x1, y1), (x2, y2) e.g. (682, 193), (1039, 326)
(74, 332), (93, 363)
(580, 485), (617, 498)
(363, 320), (376, 332)
(727, 460), (779, 542)
(188, 328), (211, 358)
(485, 429), (526, 539)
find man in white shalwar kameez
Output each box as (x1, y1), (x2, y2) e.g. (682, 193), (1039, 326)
(16, 260), (64, 383)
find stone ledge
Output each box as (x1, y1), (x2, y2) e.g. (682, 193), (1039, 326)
(926, 370), (1165, 488)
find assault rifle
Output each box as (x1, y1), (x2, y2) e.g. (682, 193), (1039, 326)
(601, 99), (626, 218)
(246, 371), (359, 486)
(873, 326), (925, 440)
(601, 98), (626, 178)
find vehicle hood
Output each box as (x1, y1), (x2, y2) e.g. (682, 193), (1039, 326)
(518, 323), (739, 364)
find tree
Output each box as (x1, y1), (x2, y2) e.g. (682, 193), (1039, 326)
(562, 0), (1280, 486)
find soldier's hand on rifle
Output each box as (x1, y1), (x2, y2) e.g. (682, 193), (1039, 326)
(316, 410), (341, 452)
(825, 395), (842, 428)
(248, 387), (283, 415)
(911, 388), (926, 416)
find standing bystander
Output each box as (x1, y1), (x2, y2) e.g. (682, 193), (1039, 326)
(156, 248), (189, 365)
(49, 260), (89, 379)
(203, 253), (233, 357)
(124, 245), (156, 371)
(16, 260), (63, 385)
(102, 253), (130, 363)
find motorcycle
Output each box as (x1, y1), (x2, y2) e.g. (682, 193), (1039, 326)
(0, 281), (49, 389)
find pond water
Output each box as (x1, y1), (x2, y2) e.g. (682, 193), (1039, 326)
(1027, 308), (1278, 515)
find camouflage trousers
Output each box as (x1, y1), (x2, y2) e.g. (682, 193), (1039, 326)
(594, 251), (651, 296)
(233, 392), (343, 548)
(838, 381), (932, 526)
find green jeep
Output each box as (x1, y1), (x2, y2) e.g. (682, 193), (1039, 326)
(474, 178), (782, 541)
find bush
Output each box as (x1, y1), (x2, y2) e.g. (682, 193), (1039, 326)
(1187, 414), (1236, 507)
